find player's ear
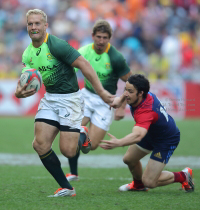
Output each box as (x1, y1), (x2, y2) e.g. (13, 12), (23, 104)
(138, 91), (144, 97)
(45, 22), (48, 29)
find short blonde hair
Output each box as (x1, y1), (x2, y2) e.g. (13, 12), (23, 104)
(26, 9), (47, 23)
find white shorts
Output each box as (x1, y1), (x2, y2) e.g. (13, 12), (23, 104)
(81, 88), (114, 131)
(35, 90), (84, 131)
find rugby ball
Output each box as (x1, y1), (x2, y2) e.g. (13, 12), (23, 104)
(20, 69), (42, 92)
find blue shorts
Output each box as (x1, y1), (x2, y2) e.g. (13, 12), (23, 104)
(137, 132), (180, 164)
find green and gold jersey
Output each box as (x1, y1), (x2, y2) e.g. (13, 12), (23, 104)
(75, 43), (130, 95)
(22, 33), (80, 94)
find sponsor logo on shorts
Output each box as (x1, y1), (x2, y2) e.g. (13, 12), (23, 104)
(154, 152), (162, 159)
(64, 113), (70, 117)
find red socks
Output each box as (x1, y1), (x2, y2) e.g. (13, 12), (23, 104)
(134, 178), (145, 188)
(173, 172), (186, 183)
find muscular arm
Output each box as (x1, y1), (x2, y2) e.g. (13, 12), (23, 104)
(115, 71), (132, 120)
(118, 126), (147, 146)
(100, 126), (147, 149)
(71, 56), (114, 104)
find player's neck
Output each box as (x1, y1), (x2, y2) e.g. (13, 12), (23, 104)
(93, 43), (109, 55)
(32, 33), (47, 48)
(94, 48), (104, 55)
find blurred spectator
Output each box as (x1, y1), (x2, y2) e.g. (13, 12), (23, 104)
(0, 0), (200, 82)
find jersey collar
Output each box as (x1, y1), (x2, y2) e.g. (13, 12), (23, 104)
(44, 33), (49, 43)
(92, 43), (111, 53)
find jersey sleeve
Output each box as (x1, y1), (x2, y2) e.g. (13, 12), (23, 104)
(109, 46), (130, 77)
(134, 109), (157, 130)
(47, 35), (81, 66)
(74, 46), (87, 73)
(21, 49), (32, 73)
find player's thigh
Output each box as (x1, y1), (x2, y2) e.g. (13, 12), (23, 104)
(81, 116), (90, 126)
(89, 123), (107, 150)
(82, 88), (114, 132)
(123, 144), (149, 165)
(90, 106), (114, 132)
(60, 131), (80, 158)
(142, 159), (166, 188)
(34, 121), (59, 154)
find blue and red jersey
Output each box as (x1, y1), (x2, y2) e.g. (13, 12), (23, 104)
(130, 92), (180, 142)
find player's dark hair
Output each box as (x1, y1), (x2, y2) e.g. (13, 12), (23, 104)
(92, 19), (112, 38)
(128, 74), (150, 99)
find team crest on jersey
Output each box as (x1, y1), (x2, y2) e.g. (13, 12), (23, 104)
(47, 53), (54, 61)
(30, 57), (34, 65)
(105, 63), (111, 70)
(22, 62), (26, 68)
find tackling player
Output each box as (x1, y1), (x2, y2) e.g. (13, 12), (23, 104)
(66, 19), (132, 181)
(100, 74), (194, 193)
(15, 9), (115, 197)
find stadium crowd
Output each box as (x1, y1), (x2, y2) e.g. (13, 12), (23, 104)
(1, 0), (200, 81)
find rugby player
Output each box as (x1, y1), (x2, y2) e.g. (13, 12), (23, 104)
(100, 74), (194, 193)
(66, 20), (132, 181)
(15, 9), (114, 197)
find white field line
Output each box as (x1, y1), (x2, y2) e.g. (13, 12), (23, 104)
(0, 153), (200, 168)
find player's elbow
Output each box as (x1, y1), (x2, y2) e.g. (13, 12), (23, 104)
(133, 126), (147, 143)
(132, 133), (144, 144)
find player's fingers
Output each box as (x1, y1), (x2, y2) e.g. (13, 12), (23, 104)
(24, 90), (36, 97)
(99, 144), (110, 150)
(17, 79), (21, 85)
(21, 83), (28, 90)
(101, 140), (110, 144)
(107, 133), (115, 138)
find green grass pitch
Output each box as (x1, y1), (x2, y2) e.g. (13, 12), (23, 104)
(0, 117), (199, 210)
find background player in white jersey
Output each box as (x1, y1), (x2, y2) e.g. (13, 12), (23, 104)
(66, 20), (132, 181)
(14, 9), (114, 197)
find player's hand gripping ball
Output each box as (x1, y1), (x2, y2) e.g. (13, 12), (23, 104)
(20, 69), (42, 92)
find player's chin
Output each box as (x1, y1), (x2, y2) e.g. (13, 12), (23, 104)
(30, 34), (40, 40)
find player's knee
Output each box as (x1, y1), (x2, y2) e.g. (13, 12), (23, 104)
(32, 138), (51, 154)
(142, 177), (156, 189)
(60, 147), (76, 158)
(123, 154), (132, 165)
(91, 143), (98, 150)
(32, 138), (40, 152)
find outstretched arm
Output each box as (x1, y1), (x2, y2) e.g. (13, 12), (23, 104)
(110, 93), (126, 109)
(72, 56), (115, 105)
(100, 126), (147, 150)
(114, 100), (127, 120)
(114, 71), (132, 120)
